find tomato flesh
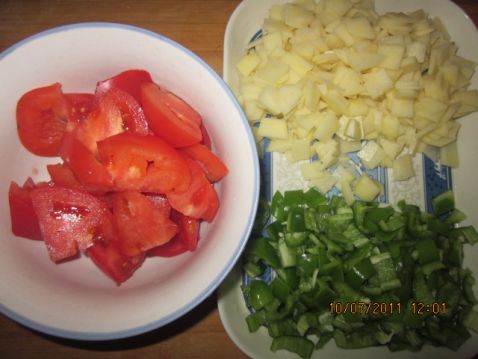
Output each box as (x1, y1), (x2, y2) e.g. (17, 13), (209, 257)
(141, 82), (202, 147)
(60, 132), (113, 190)
(86, 215), (145, 285)
(96, 69), (153, 104)
(148, 210), (200, 257)
(167, 157), (219, 222)
(8, 180), (43, 241)
(30, 186), (110, 262)
(180, 144), (229, 183)
(64, 93), (96, 127)
(97, 132), (192, 193)
(16, 83), (70, 156)
(113, 191), (178, 256)
(47, 163), (85, 191)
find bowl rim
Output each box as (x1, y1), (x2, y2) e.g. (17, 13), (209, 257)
(0, 21), (260, 341)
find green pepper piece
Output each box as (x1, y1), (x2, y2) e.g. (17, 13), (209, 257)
(244, 237), (281, 269)
(249, 280), (274, 310)
(304, 187), (327, 207)
(271, 191), (286, 222)
(432, 190), (455, 216)
(284, 189), (308, 208)
(287, 208), (306, 233)
(415, 238), (440, 264)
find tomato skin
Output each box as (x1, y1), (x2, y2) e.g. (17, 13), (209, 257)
(30, 186), (110, 262)
(148, 210), (200, 257)
(47, 163), (85, 191)
(16, 83), (70, 156)
(166, 157), (219, 222)
(8, 180), (43, 241)
(140, 82), (202, 148)
(60, 132), (114, 191)
(97, 132), (192, 193)
(86, 215), (145, 285)
(199, 123), (212, 150)
(64, 93), (96, 127)
(113, 191), (178, 257)
(180, 144), (229, 183)
(96, 69), (153, 104)
(144, 193), (171, 218)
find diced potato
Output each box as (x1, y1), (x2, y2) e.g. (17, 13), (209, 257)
(334, 165), (356, 183)
(381, 114), (401, 139)
(348, 99), (369, 116)
(281, 52), (314, 77)
(333, 65), (363, 97)
(451, 90), (478, 118)
(291, 139), (311, 161)
(314, 111), (339, 141)
(339, 139), (362, 153)
(244, 101), (264, 122)
(319, 0), (354, 25)
(267, 138), (293, 153)
(357, 141), (386, 169)
(407, 41), (427, 63)
(378, 44), (405, 70)
(258, 118), (288, 139)
(310, 170), (337, 193)
(363, 68), (394, 98)
(354, 174), (381, 201)
(283, 3), (315, 29)
(340, 179), (355, 205)
(346, 17), (375, 40)
(300, 161), (325, 179)
(321, 88), (350, 115)
(303, 80), (320, 112)
(389, 95), (414, 118)
(255, 60), (290, 83)
(379, 137), (404, 159)
(440, 140), (459, 168)
(263, 32), (284, 54)
(392, 154), (415, 180)
(237, 51), (261, 77)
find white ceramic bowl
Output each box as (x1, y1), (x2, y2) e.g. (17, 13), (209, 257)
(0, 23), (259, 340)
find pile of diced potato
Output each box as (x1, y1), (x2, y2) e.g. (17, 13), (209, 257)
(235, 0), (478, 203)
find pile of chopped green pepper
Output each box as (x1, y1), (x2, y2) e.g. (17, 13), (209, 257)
(242, 189), (478, 358)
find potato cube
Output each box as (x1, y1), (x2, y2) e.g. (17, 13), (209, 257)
(363, 68), (394, 99)
(354, 174), (381, 201)
(258, 118), (288, 139)
(392, 154), (415, 180)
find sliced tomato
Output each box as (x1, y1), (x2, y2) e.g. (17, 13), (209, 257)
(180, 144), (228, 183)
(200, 123), (212, 150)
(16, 83), (70, 156)
(47, 163), (85, 191)
(71, 88), (148, 156)
(112, 191), (178, 256)
(144, 193), (171, 218)
(96, 69), (153, 103)
(60, 132), (113, 191)
(97, 132), (192, 193)
(64, 93), (96, 127)
(140, 82), (202, 148)
(166, 157), (219, 222)
(8, 180), (43, 241)
(148, 210), (200, 257)
(86, 215), (145, 285)
(30, 186), (110, 262)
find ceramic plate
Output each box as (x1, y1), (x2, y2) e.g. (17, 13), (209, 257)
(219, 0), (478, 358)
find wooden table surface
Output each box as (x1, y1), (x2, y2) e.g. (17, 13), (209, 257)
(0, 1), (477, 358)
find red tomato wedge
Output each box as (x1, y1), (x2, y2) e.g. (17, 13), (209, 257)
(148, 210), (200, 257)
(60, 132), (113, 191)
(16, 83), (70, 156)
(199, 123), (212, 150)
(96, 69), (153, 103)
(180, 144), (229, 183)
(113, 191), (178, 257)
(87, 239), (145, 285)
(30, 186), (110, 262)
(167, 157), (219, 222)
(97, 132), (192, 193)
(145, 193), (172, 218)
(47, 163), (85, 191)
(140, 82), (202, 148)
(64, 93), (96, 127)
(86, 217), (145, 285)
(70, 88), (148, 156)
(8, 180), (43, 241)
